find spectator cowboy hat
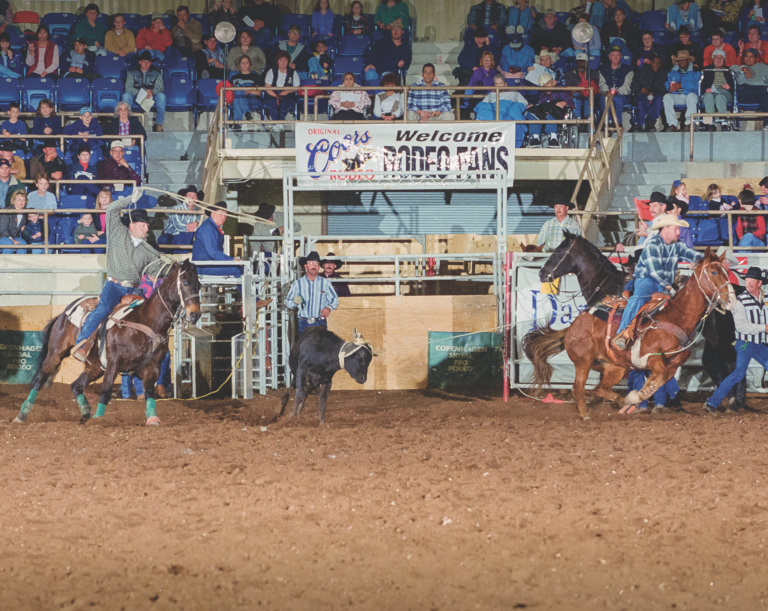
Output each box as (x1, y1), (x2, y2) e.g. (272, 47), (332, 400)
(649, 214), (689, 230)
(110, 140), (124, 150)
(254, 203), (276, 219)
(321, 253), (344, 269)
(0, 141), (14, 152)
(539, 50), (556, 61)
(549, 200), (575, 210)
(299, 251), (322, 267)
(137, 50), (154, 61)
(672, 50), (693, 61)
(666, 197), (689, 216)
(538, 72), (554, 86)
(716, 246), (739, 267)
(121, 208), (150, 227)
(739, 266), (768, 284)
(178, 185), (204, 200)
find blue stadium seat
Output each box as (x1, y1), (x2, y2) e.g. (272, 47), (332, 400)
(165, 76), (195, 111)
(59, 194), (96, 210)
(0, 78), (21, 110)
(363, 14), (375, 34)
(332, 14), (343, 38)
(7, 28), (24, 50)
(122, 147), (143, 175)
(163, 56), (195, 80)
(300, 78), (328, 116)
(42, 12), (78, 37)
(194, 78), (223, 127)
(281, 14), (310, 37)
(21, 78), (56, 112)
(92, 77), (124, 113)
(191, 13), (210, 34)
(55, 78), (91, 111)
(337, 34), (371, 56)
(556, 11), (569, 24)
(95, 13), (110, 29)
(643, 10), (667, 31)
(123, 13), (145, 34)
(332, 55), (364, 80)
(95, 55), (128, 80)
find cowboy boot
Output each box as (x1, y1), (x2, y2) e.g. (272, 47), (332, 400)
(72, 337), (93, 363)
(611, 327), (633, 351)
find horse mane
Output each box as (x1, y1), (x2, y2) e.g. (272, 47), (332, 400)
(562, 231), (617, 268)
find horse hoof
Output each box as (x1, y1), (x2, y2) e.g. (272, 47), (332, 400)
(146, 416), (161, 426)
(79, 414), (91, 425)
(12, 415), (26, 424)
(580, 414), (591, 421)
(625, 390), (642, 406)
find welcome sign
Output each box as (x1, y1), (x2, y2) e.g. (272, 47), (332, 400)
(295, 122), (516, 186)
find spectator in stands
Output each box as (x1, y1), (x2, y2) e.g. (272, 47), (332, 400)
(32, 100), (61, 152)
(707, 183), (734, 211)
(263, 50), (300, 122)
(74, 213), (100, 249)
(136, 13), (173, 62)
(701, 0), (740, 35)
(701, 50), (734, 130)
(158, 185), (201, 249)
(307, 39), (333, 79)
(98, 141), (142, 188)
(667, 0), (703, 34)
(375, 0), (410, 31)
(602, 8), (641, 57)
(735, 189), (765, 247)
(105, 102), (148, 148)
(507, 0), (536, 35)
(526, 73), (573, 148)
(70, 3), (105, 50)
(330, 72), (371, 120)
(475, 74), (527, 143)
(25, 25), (59, 79)
(467, 0), (507, 32)
(192, 205), (243, 277)
(94, 187), (111, 237)
(231, 55), (263, 122)
(407, 63), (454, 122)
(663, 50), (700, 131)
(105, 13), (136, 57)
(668, 25), (703, 70)
(0, 141), (25, 178)
(195, 34), (226, 80)
(22, 212), (44, 254)
(172, 6), (203, 56)
(758, 176), (768, 207)
(272, 24), (310, 72)
(704, 29), (736, 66)
(373, 73), (404, 120)
(590, 0), (633, 29)
(27, 174), (57, 210)
(66, 143), (100, 197)
(599, 45), (633, 127)
(530, 50), (556, 83)
(63, 38), (99, 82)
(454, 27), (493, 85)
(1, 103), (27, 149)
(531, 8), (571, 57)
(570, 13), (601, 59)
(564, 52), (599, 122)
(63, 107), (103, 149)
(0, 0), (12, 36)
(210, 0), (243, 29)
(227, 30), (266, 75)
(732, 48), (768, 115)
(321, 254), (351, 297)
(498, 32), (534, 78)
(0, 187), (27, 253)
(363, 24), (411, 83)
(312, 0), (335, 37)
(630, 54), (667, 132)
(30, 144), (66, 184)
(345, 1), (369, 35)
(0, 157), (18, 205)
(123, 51), (166, 133)
(0, 32), (21, 78)
(239, 0), (280, 50)
(737, 24), (768, 64)
(468, 51), (498, 92)
(636, 31), (666, 68)
(537, 200), (582, 251)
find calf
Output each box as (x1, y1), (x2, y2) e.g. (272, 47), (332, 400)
(278, 327), (374, 424)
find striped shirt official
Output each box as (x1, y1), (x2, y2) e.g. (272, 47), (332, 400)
(734, 290), (768, 344)
(162, 201), (200, 235)
(286, 275), (339, 319)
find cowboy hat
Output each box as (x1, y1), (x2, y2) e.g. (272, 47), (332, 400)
(538, 72), (554, 86)
(254, 202), (276, 220)
(649, 191), (667, 204)
(673, 50), (692, 61)
(299, 251), (322, 267)
(549, 200), (576, 210)
(178, 185), (204, 200)
(121, 207), (150, 227)
(137, 50), (154, 62)
(740, 266), (768, 284)
(716, 246), (739, 267)
(650, 214), (689, 230)
(666, 196), (688, 216)
(321, 252), (343, 270)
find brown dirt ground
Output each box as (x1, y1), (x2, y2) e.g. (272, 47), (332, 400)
(1, 383), (768, 611)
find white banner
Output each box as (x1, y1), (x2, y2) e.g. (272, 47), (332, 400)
(294, 122), (515, 186)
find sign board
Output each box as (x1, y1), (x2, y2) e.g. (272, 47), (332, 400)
(0, 330), (44, 385)
(427, 331), (502, 389)
(295, 122), (515, 186)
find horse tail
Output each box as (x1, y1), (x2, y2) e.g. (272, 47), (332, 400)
(30, 316), (59, 389)
(522, 324), (568, 390)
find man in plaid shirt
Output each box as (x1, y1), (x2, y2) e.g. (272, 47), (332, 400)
(613, 214), (702, 349)
(537, 200), (582, 251)
(158, 185), (203, 252)
(406, 64), (456, 121)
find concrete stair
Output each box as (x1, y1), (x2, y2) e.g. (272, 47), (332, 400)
(145, 131), (209, 195)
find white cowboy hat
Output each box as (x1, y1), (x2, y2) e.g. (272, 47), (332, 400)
(716, 246), (739, 267)
(650, 214), (689, 230)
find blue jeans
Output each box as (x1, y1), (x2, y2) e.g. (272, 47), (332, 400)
(122, 92), (166, 126)
(264, 95), (296, 120)
(526, 111), (556, 137)
(0, 236), (28, 253)
(708, 340), (768, 408)
(739, 232), (765, 248)
(253, 27), (272, 51)
(233, 93), (263, 120)
(600, 93), (626, 125)
(159, 351), (171, 387)
(636, 94), (663, 126)
(121, 374), (144, 398)
(573, 96), (592, 120)
(627, 369), (679, 408)
(76, 280), (136, 344)
(617, 276), (664, 333)
(298, 317), (327, 337)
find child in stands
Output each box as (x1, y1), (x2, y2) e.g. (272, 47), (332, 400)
(735, 189), (765, 248)
(311, 0), (335, 37)
(32, 99), (61, 151)
(1, 102), (28, 150)
(307, 39), (332, 79)
(21, 212), (44, 254)
(707, 183), (735, 210)
(345, 1), (369, 34)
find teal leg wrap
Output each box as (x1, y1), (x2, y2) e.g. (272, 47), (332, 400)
(76, 394), (91, 416)
(20, 389), (38, 415)
(145, 398), (157, 419)
(95, 403), (107, 418)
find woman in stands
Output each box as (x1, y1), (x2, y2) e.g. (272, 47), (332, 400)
(375, 0), (410, 31)
(312, 0), (335, 37)
(210, 0), (243, 29)
(735, 189), (765, 248)
(330, 71), (371, 120)
(345, 1), (369, 35)
(0, 190), (29, 254)
(27, 174), (58, 211)
(104, 102), (148, 150)
(468, 51), (498, 88)
(507, 0), (536, 34)
(373, 72), (404, 120)
(92, 188), (111, 250)
(231, 55), (263, 122)
(264, 50), (300, 122)
(226, 30), (266, 76)
(25, 25), (59, 79)
(31, 99), (62, 151)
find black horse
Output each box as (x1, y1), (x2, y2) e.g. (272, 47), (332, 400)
(538, 231), (625, 307)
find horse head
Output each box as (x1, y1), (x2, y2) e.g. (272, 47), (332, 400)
(164, 260), (202, 325)
(695, 248), (736, 312)
(539, 231), (579, 283)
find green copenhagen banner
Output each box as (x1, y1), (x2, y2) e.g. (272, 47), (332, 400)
(427, 331), (503, 390)
(0, 330), (45, 385)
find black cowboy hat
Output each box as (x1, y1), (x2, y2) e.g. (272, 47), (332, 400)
(740, 266), (768, 284)
(321, 252), (343, 270)
(0, 141), (15, 152)
(178, 185), (204, 200)
(299, 251), (322, 267)
(254, 202), (276, 220)
(137, 50), (154, 62)
(121, 207), (150, 227)
(549, 200), (576, 210)
(649, 191), (667, 204)
(666, 196), (688, 216)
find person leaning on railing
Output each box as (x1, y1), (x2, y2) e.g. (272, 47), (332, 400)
(66, 143), (101, 198)
(1, 102), (27, 149)
(27, 174), (57, 211)
(0, 188), (29, 254)
(30, 142), (66, 185)
(372, 73), (404, 120)
(0, 157), (19, 206)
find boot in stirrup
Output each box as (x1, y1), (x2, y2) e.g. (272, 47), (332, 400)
(611, 328), (632, 351)
(72, 338), (91, 363)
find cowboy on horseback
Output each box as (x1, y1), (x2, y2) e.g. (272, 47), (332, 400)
(612, 214), (703, 351)
(72, 195), (161, 363)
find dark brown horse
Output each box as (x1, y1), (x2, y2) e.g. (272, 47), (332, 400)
(14, 261), (201, 426)
(523, 249), (734, 419)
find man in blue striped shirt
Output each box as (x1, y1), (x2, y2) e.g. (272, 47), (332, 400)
(286, 251), (339, 337)
(158, 185), (203, 251)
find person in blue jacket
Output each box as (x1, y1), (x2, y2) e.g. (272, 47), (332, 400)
(62, 107), (104, 153)
(466, 0), (507, 33)
(454, 27), (498, 85)
(499, 32), (535, 77)
(662, 50), (700, 131)
(192, 204), (243, 277)
(506, 0), (536, 34)
(667, 0), (702, 34)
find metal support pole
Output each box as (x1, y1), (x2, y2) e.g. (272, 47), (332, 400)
(503, 251), (512, 403)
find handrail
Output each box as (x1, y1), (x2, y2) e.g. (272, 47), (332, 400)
(688, 110), (768, 160)
(17, 178), (137, 198)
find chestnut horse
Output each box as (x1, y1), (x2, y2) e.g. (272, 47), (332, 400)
(14, 261), (201, 426)
(523, 249), (734, 419)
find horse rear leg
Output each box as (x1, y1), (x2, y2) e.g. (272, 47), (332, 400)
(95, 359), (121, 419)
(625, 358), (675, 408)
(72, 362), (104, 424)
(571, 359), (592, 420)
(138, 347), (167, 426)
(593, 363), (629, 407)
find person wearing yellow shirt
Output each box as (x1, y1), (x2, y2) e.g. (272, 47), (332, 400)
(105, 13), (136, 57)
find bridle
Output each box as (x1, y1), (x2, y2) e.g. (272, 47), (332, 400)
(155, 263), (200, 326)
(693, 259), (733, 316)
(543, 238), (577, 281)
(544, 237), (622, 305)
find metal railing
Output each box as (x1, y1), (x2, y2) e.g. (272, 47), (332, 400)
(1, 111), (145, 128)
(17, 179), (136, 198)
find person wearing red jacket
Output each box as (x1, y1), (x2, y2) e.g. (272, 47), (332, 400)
(136, 13), (172, 61)
(737, 24), (768, 64)
(703, 29), (737, 66)
(735, 189), (766, 248)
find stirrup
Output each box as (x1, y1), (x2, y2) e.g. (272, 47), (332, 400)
(611, 332), (630, 351)
(72, 339), (90, 363)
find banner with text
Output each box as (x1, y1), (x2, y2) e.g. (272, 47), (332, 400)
(0, 330), (44, 385)
(295, 122), (515, 186)
(427, 331), (503, 390)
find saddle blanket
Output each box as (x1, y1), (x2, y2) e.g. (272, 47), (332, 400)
(65, 296), (97, 329)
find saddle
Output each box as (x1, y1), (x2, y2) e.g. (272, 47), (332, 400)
(590, 293), (671, 333)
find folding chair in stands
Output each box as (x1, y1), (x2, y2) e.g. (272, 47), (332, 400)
(556, 11), (569, 24)
(629, 10), (644, 28)
(363, 14), (375, 34)
(194, 78), (223, 127)
(191, 13), (210, 34)
(92, 77), (125, 113)
(122, 147), (143, 176)
(95, 55), (128, 80)
(165, 76), (195, 112)
(21, 78), (56, 112)
(55, 78), (92, 111)
(13, 11), (40, 25)
(163, 56), (195, 80)
(0, 78), (21, 110)
(299, 78), (328, 117)
(337, 34), (371, 56)
(42, 12), (78, 37)
(7, 29), (25, 50)
(643, 10), (667, 31)
(332, 55), (364, 81)
(281, 14), (310, 37)
(95, 13), (110, 30)
(123, 13), (145, 35)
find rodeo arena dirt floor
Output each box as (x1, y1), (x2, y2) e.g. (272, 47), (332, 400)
(2, 384), (768, 610)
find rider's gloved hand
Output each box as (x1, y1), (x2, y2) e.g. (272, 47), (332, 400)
(293, 295), (305, 305)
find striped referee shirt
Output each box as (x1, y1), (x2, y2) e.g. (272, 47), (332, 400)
(734, 290), (768, 344)
(286, 274), (339, 319)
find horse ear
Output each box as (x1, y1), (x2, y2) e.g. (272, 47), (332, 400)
(534, 243), (545, 252)
(704, 246), (713, 260)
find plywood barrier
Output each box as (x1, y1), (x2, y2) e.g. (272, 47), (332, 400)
(684, 178), (762, 200)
